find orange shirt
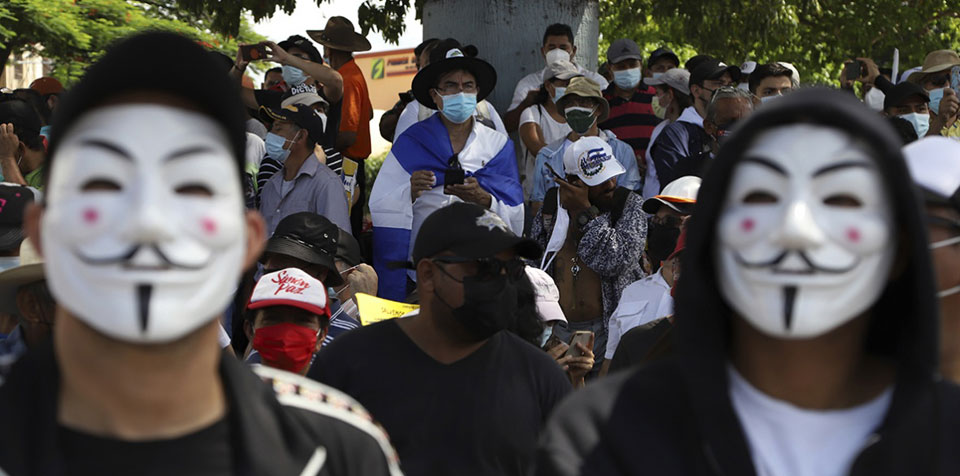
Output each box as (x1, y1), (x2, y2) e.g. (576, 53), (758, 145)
(338, 58), (373, 160)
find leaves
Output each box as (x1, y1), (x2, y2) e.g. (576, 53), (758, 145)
(600, 0), (960, 85)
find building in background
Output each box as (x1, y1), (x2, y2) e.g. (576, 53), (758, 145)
(354, 47), (417, 156)
(0, 51), (49, 90)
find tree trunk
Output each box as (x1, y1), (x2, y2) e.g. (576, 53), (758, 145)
(421, 0), (599, 113)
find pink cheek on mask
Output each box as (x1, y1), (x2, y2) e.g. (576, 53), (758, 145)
(82, 208), (99, 225)
(846, 227), (861, 243)
(741, 218), (755, 232)
(201, 217), (218, 236)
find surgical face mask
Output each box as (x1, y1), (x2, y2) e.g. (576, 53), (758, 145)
(864, 87), (886, 111)
(43, 104), (247, 343)
(651, 72), (664, 80)
(613, 68), (642, 90)
(651, 95), (666, 119)
(759, 94), (781, 104)
(252, 322), (319, 374)
(716, 125), (895, 339)
(545, 48), (571, 65)
(929, 88), (945, 115)
(264, 130), (298, 162)
(433, 265), (518, 341)
(552, 86), (566, 104)
(281, 65), (308, 86)
(564, 106), (597, 134)
(39, 125), (52, 139)
(737, 82), (750, 91)
(539, 323), (554, 347)
(437, 91), (478, 124)
(899, 112), (930, 139)
(0, 256), (19, 272)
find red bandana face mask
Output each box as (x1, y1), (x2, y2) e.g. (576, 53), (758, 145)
(252, 322), (318, 374)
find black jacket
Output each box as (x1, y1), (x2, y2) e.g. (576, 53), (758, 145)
(537, 89), (960, 475)
(0, 343), (403, 476)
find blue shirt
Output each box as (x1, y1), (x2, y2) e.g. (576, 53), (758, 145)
(259, 153), (352, 236)
(531, 130), (642, 203)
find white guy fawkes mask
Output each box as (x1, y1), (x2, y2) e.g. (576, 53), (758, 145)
(43, 104), (247, 343)
(716, 124), (895, 339)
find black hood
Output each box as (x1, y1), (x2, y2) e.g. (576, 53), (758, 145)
(674, 87), (938, 379)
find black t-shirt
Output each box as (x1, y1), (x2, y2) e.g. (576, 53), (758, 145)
(609, 317), (674, 373)
(254, 89), (341, 151)
(60, 417), (232, 476)
(308, 319), (572, 476)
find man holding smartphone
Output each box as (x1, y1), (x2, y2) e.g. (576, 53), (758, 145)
(369, 39), (524, 301)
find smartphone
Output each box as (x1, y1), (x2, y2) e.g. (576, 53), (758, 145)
(544, 162), (565, 182)
(444, 168), (464, 185)
(951, 65), (960, 92)
(564, 330), (594, 358)
(843, 61), (860, 81)
(542, 334), (567, 352)
(240, 44), (266, 61)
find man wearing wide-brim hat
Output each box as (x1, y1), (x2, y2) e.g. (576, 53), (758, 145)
(906, 49), (960, 139)
(309, 16), (374, 237)
(0, 240), (53, 381)
(529, 76), (642, 214)
(368, 38), (524, 302)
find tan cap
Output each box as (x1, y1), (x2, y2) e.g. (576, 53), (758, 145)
(556, 77), (610, 123)
(909, 50), (960, 83)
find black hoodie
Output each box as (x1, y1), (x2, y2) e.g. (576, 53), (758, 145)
(536, 89), (960, 476)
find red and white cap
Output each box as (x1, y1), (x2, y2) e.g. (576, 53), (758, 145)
(248, 267), (329, 317)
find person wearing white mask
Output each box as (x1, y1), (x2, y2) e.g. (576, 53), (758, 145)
(599, 39), (662, 177)
(538, 88), (960, 476)
(504, 23), (609, 133)
(0, 31), (401, 475)
(748, 63), (794, 104)
(881, 81), (932, 139)
(904, 137), (960, 383)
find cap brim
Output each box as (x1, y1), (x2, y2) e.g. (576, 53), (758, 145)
(921, 63), (958, 74)
(412, 57), (498, 110)
(264, 237), (344, 287)
(0, 263), (44, 315)
(609, 54), (644, 64)
(536, 300), (566, 323)
(259, 105), (289, 124)
(448, 235), (542, 261)
(0, 227), (23, 251)
(248, 298), (330, 317)
(579, 160), (625, 187)
(306, 30), (372, 52)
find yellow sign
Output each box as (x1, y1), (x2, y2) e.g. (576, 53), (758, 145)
(371, 58), (385, 80)
(355, 293), (419, 326)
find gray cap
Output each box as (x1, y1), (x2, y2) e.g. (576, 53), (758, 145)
(646, 68), (691, 95)
(606, 38), (643, 65)
(542, 59), (582, 83)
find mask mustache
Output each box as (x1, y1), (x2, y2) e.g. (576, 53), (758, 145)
(74, 244), (210, 271)
(734, 250), (859, 274)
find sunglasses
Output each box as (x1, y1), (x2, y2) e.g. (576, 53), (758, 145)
(432, 256), (526, 281)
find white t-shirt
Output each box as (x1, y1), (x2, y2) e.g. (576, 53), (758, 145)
(605, 269), (673, 359)
(245, 132), (265, 172)
(519, 104), (572, 146)
(508, 65), (609, 111)
(728, 365), (893, 476)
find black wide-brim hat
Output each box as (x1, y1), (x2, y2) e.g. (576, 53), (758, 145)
(412, 40), (497, 110)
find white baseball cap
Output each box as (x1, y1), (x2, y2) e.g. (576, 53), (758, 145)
(645, 68), (691, 95)
(562, 136), (625, 186)
(642, 175), (701, 215)
(740, 61), (757, 74)
(903, 137), (960, 209)
(524, 266), (566, 323)
(248, 267), (329, 317)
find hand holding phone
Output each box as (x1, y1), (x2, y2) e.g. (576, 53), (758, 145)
(564, 330), (594, 358)
(240, 44), (267, 62)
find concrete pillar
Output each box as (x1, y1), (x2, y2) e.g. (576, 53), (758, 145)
(422, 0), (599, 113)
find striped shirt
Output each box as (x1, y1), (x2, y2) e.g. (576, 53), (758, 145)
(600, 83), (661, 162)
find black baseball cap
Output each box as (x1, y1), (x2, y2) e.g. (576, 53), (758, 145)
(0, 185), (35, 251)
(263, 212), (343, 286)
(408, 203), (540, 266)
(259, 103), (326, 145)
(0, 99), (41, 141)
(689, 58), (742, 87)
(883, 81), (929, 111)
(278, 35), (322, 64)
(647, 47), (680, 69)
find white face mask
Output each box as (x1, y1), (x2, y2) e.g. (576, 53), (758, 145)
(863, 87), (886, 111)
(716, 125), (895, 339)
(545, 48), (572, 65)
(43, 104), (247, 343)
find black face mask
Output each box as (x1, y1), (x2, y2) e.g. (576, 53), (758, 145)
(434, 267), (518, 341)
(647, 219), (681, 269)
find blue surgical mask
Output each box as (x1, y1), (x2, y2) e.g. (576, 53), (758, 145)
(539, 324), (554, 348)
(929, 88), (945, 115)
(438, 92), (478, 124)
(613, 67), (641, 90)
(899, 112), (930, 138)
(0, 256), (19, 272)
(760, 94), (781, 104)
(39, 125), (52, 139)
(282, 65), (308, 86)
(265, 132), (294, 161)
(553, 86), (566, 103)
(651, 72), (664, 80)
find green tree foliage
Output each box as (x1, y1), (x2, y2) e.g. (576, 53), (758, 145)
(599, 0), (960, 85)
(0, 0), (264, 85)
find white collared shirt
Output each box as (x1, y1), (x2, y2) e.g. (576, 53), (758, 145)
(605, 269), (673, 359)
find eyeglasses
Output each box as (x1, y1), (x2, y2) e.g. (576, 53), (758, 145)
(434, 82), (478, 95)
(432, 256), (526, 281)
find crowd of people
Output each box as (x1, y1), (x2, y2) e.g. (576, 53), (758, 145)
(0, 16), (959, 475)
